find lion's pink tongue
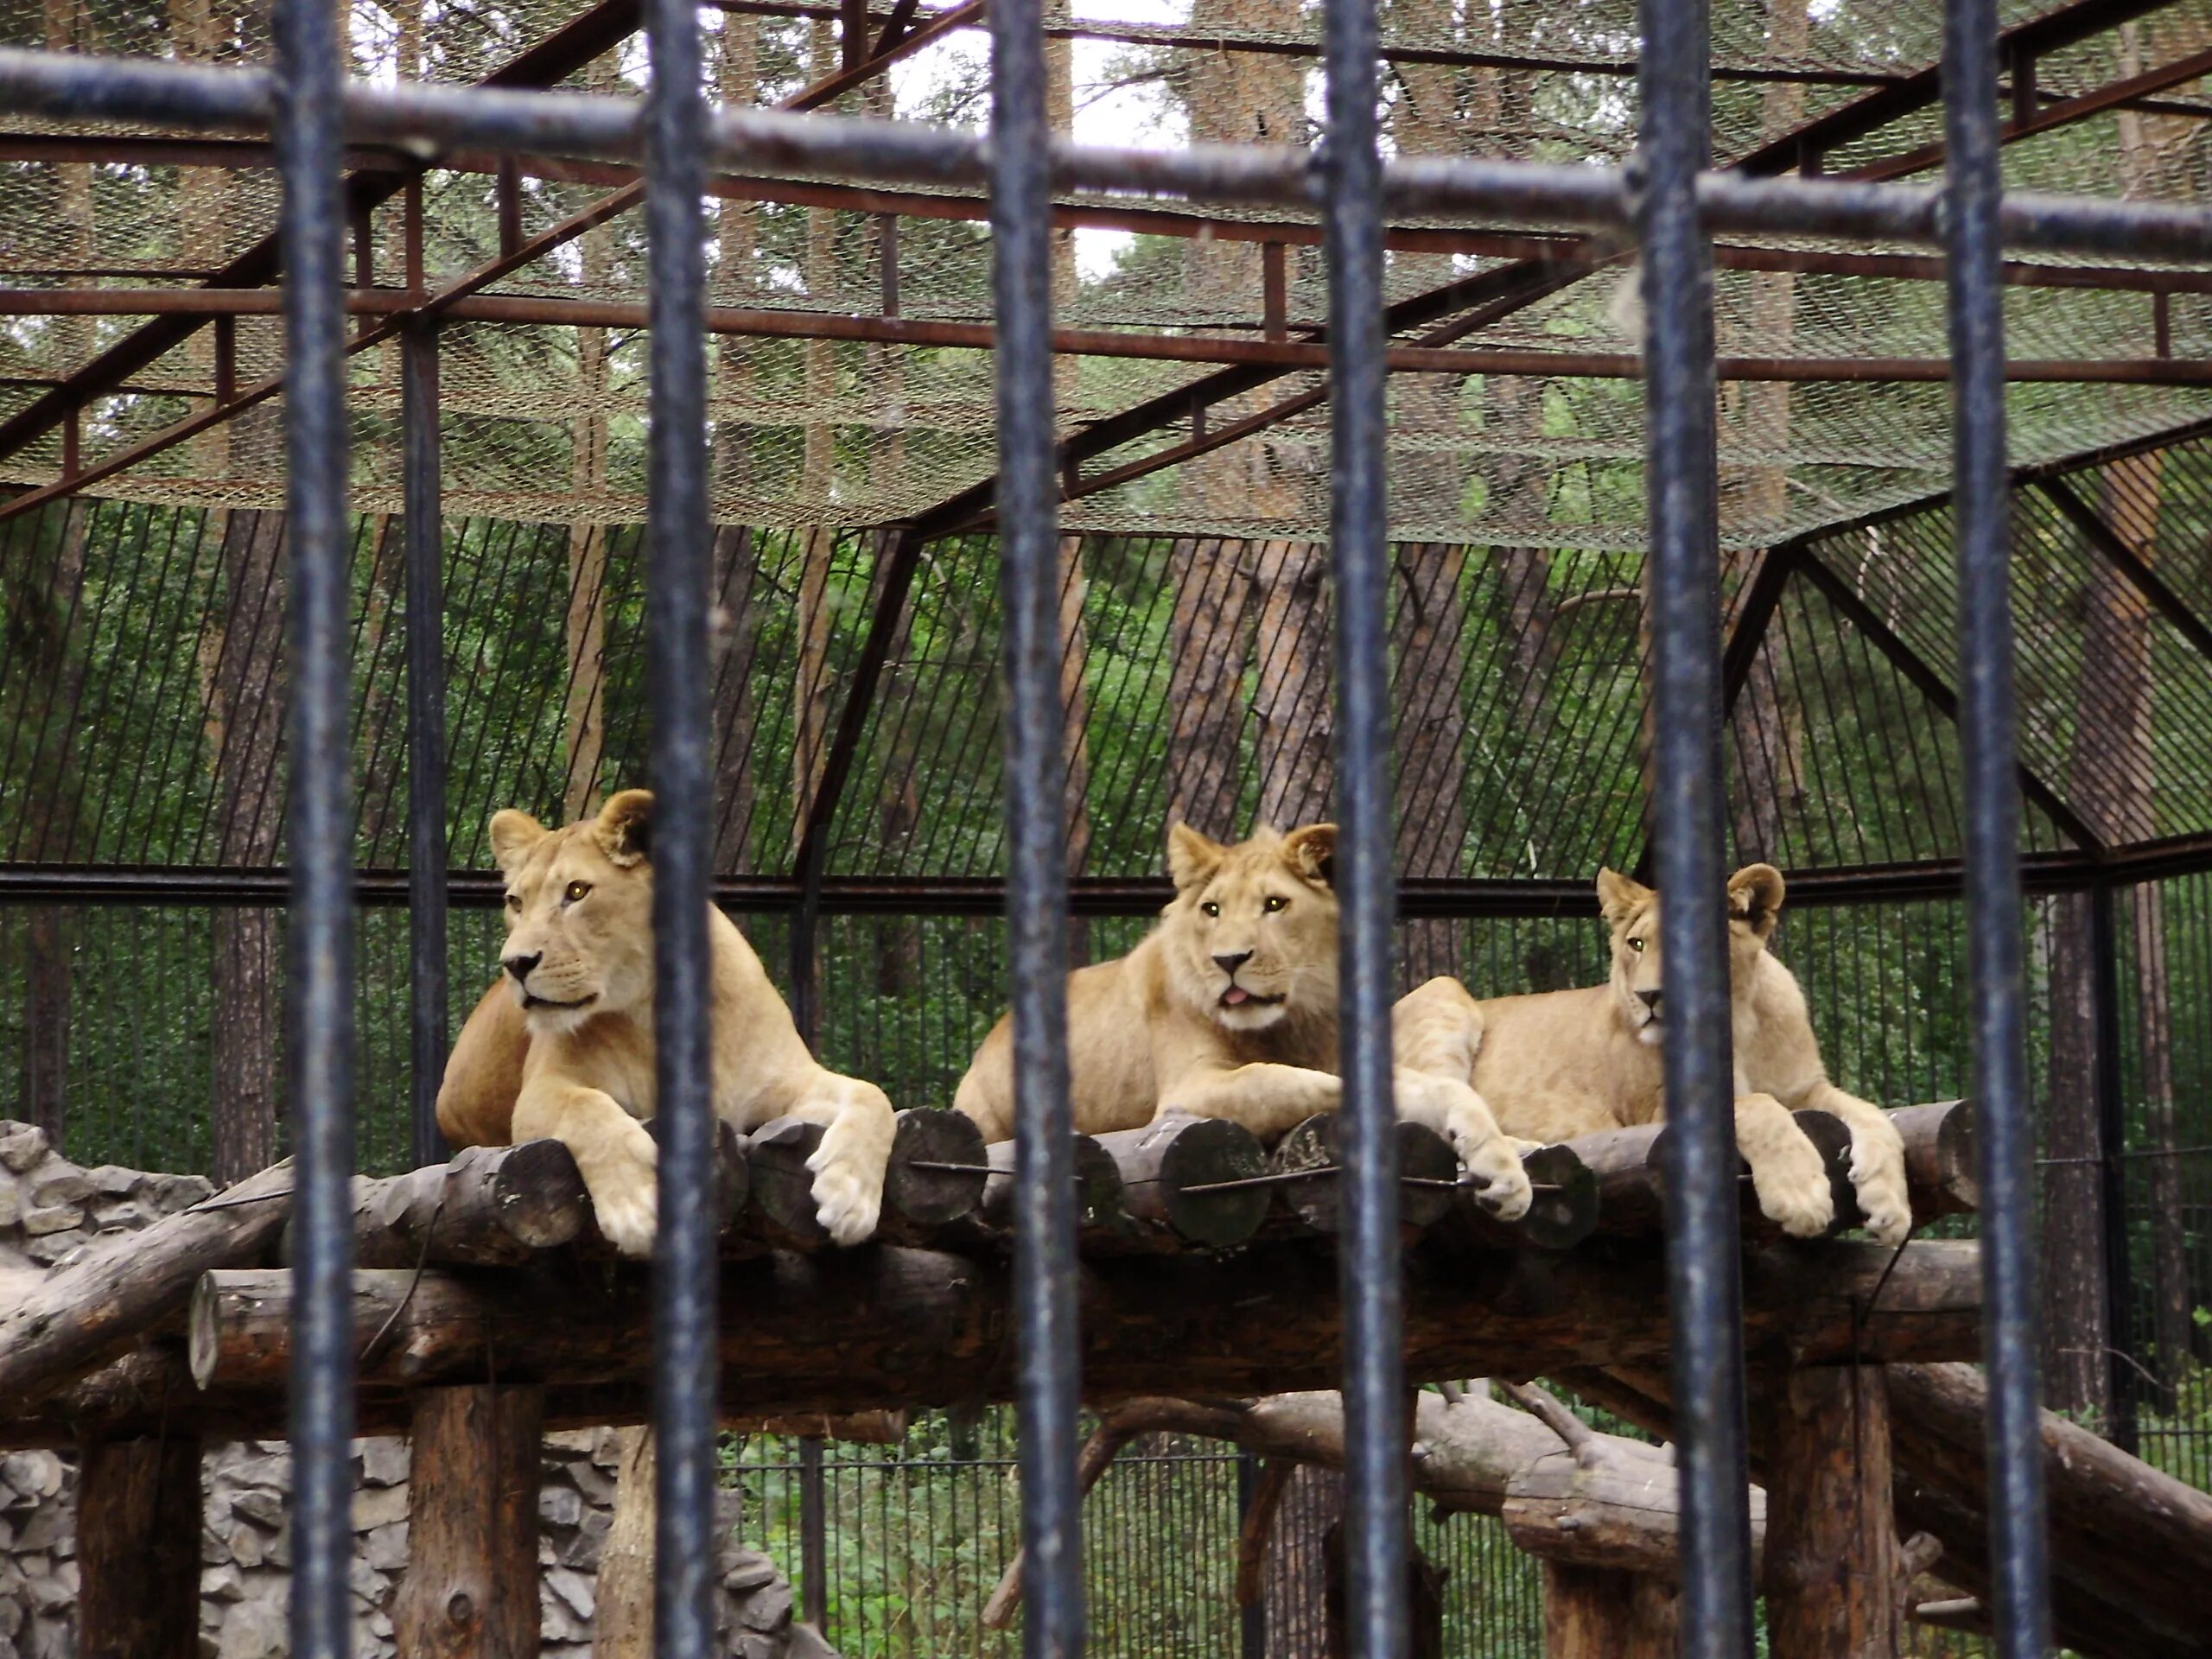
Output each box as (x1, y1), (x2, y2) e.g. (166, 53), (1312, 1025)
(1224, 987), (1250, 1006)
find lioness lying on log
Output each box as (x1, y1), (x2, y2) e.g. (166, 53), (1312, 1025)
(435, 791), (896, 1255)
(1467, 863), (1910, 1245)
(955, 822), (1535, 1219)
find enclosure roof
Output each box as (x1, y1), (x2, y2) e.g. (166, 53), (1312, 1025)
(3, 0), (2212, 546)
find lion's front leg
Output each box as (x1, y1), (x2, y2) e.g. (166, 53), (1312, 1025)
(1732, 1091), (1834, 1238)
(1166, 1063), (1342, 1141)
(1393, 1070), (1532, 1221)
(1796, 1083), (1910, 1246)
(782, 1075), (897, 1245)
(513, 1082), (659, 1258)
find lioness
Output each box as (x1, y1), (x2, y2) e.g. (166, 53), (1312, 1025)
(435, 791), (897, 1255)
(1467, 863), (1910, 1245)
(954, 822), (1535, 1219)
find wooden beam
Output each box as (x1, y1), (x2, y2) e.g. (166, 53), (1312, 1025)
(1764, 1363), (1900, 1657)
(76, 1433), (202, 1659)
(393, 1385), (546, 1659)
(1542, 1563), (1679, 1658)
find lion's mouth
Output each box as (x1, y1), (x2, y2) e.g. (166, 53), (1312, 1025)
(524, 992), (599, 1013)
(1220, 987), (1285, 1010)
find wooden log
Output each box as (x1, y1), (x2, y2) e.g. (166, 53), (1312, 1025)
(0, 1158), (293, 1411)
(76, 1432), (201, 1659)
(1764, 1363), (1898, 1658)
(1653, 1109), (1855, 1240)
(1541, 1563), (1678, 1659)
(393, 1384), (545, 1659)
(746, 1109), (980, 1249)
(1442, 1143), (1600, 1253)
(1089, 1112), (1272, 1249)
(188, 1239), (1980, 1414)
(978, 1132), (1128, 1244)
(342, 1141), (594, 1268)
(1890, 1099), (1977, 1221)
(592, 1425), (654, 1659)
(1268, 1115), (1461, 1235)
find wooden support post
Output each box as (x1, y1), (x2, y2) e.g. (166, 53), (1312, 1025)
(60, 404), (79, 480)
(1262, 240), (1287, 340)
(213, 314), (237, 404)
(395, 1384), (546, 1659)
(879, 213), (900, 316)
(77, 1433), (201, 1659)
(1764, 1363), (1898, 1659)
(496, 158), (523, 259)
(1541, 1561), (1679, 1658)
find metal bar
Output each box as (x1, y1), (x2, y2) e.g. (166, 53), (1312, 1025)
(1319, 0), (1404, 1655)
(403, 321), (447, 1169)
(642, 0), (717, 1649)
(841, 0), (868, 70)
(1792, 546), (2102, 850)
(871, 0), (925, 54)
(2037, 477), (2212, 671)
(1718, 544), (1799, 720)
(988, 0), (1082, 1649)
(0, 0), (643, 471)
(1262, 239), (1287, 340)
(1638, 0), (1756, 1651)
(2088, 880), (2140, 1454)
(1944, 0), (2052, 1645)
(272, 0), (355, 1649)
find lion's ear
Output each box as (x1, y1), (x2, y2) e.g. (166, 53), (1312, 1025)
(1728, 863), (1785, 937)
(1166, 822), (1228, 892)
(488, 810), (549, 874)
(1282, 823), (1338, 888)
(594, 790), (655, 868)
(1595, 868), (1651, 925)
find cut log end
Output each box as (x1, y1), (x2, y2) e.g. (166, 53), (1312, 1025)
(882, 1109), (988, 1228)
(1509, 1143), (1600, 1251)
(1270, 1114), (1459, 1234)
(480, 1139), (590, 1250)
(1102, 1113), (1270, 1248)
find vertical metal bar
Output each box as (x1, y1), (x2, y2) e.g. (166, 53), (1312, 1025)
(272, 0), (354, 1648)
(213, 315), (237, 404)
(497, 156), (523, 259)
(1944, 0), (2051, 1646)
(404, 175), (426, 295)
(988, 0), (1082, 1647)
(799, 1435), (829, 1627)
(404, 320), (447, 1168)
(643, 0), (717, 1645)
(1319, 0), (1402, 1649)
(1635, 0), (1756, 1652)
(2089, 880), (2139, 1451)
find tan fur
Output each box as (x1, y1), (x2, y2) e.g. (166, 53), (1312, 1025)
(435, 791), (896, 1255)
(1467, 864), (1911, 1245)
(954, 823), (1534, 1219)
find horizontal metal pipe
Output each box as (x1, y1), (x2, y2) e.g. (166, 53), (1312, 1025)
(8, 288), (2205, 384)
(6, 48), (2212, 263)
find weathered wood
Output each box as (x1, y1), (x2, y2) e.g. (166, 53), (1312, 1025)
(982, 1411), (1148, 1627)
(77, 1432), (201, 1659)
(592, 1425), (654, 1659)
(1442, 1142), (1600, 1253)
(977, 1132), (1128, 1243)
(0, 1158), (292, 1410)
(1889, 1099), (1977, 1221)
(1541, 1562), (1678, 1659)
(1652, 1109), (1854, 1239)
(1269, 1115), (1460, 1235)
(1090, 1112), (1272, 1249)
(393, 1384), (545, 1659)
(1764, 1363), (1898, 1658)
(746, 1109), (976, 1249)
(187, 1239), (1981, 1410)
(1235, 1457), (1295, 1606)
(342, 1141), (593, 1268)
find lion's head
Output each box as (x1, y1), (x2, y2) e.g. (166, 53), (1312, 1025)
(1594, 862), (1784, 1046)
(1159, 821), (1339, 1033)
(486, 791), (657, 1035)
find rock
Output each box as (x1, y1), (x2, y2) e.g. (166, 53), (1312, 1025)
(541, 1604), (591, 1644)
(558, 1507), (612, 1572)
(216, 1599), (288, 1659)
(543, 1428), (597, 1457)
(17, 1205), (82, 1238)
(263, 1524), (291, 1568)
(23, 1565), (71, 1615)
(368, 1612), (393, 1639)
(0, 1591), (20, 1637)
(364, 1521), (409, 1573)
(358, 1438), (410, 1489)
(537, 1484), (583, 1529)
(1, 1454), (65, 1502)
(735, 1579), (793, 1633)
(348, 1556), (384, 1605)
(546, 1566), (596, 1620)
(231, 1490), (285, 1530)
(22, 1236), (85, 1268)
(351, 1483), (409, 1532)
(87, 1165), (139, 1196)
(145, 1173), (215, 1211)
(590, 1428), (626, 1468)
(722, 1549), (779, 1595)
(203, 1563), (248, 1603)
(228, 1524), (265, 1569)
(222, 1452), (292, 1492)
(786, 1621), (842, 1659)
(0, 1184), (19, 1230)
(91, 1199), (147, 1229)
(565, 1459), (617, 1507)
(27, 1170), (92, 1208)
(0, 1126), (49, 1174)
(10, 1506), (61, 1554)
(736, 1634), (780, 1659)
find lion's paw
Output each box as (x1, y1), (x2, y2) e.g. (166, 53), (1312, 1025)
(583, 1119), (660, 1258)
(1749, 1135), (1834, 1239)
(1847, 1121), (1912, 1247)
(1456, 1132), (1533, 1224)
(1507, 1136), (1548, 1160)
(806, 1131), (886, 1246)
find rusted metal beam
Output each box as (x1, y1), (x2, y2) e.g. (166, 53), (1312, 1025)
(7, 288), (2210, 385)
(2037, 475), (2212, 671)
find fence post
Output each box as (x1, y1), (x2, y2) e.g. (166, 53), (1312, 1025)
(76, 1434), (202, 1659)
(1764, 1363), (1899, 1657)
(394, 1384), (546, 1657)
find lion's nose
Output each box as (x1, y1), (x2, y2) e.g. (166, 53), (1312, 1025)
(1213, 950), (1253, 976)
(1639, 988), (1662, 1014)
(504, 951), (543, 985)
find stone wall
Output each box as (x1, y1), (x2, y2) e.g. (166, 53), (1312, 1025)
(0, 1124), (833, 1659)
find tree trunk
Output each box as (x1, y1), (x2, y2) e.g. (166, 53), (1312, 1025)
(593, 1425), (656, 1658)
(395, 1385), (546, 1659)
(1392, 543), (1471, 981)
(564, 69), (616, 823)
(1252, 539), (1332, 830)
(76, 1434), (203, 1659)
(2041, 889), (2110, 1421)
(1166, 537), (1256, 834)
(1263, 1462), (1340, 1659)
(1764, 1363), (1900, 1658)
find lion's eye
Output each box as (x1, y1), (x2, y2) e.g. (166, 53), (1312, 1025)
(1628, 937), (1644, 953)
(1263, 895), (1288, 913)
(505, 893), (520, 912)
(564, 880), (592, 904)
(1201, 901), (1220, 918)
